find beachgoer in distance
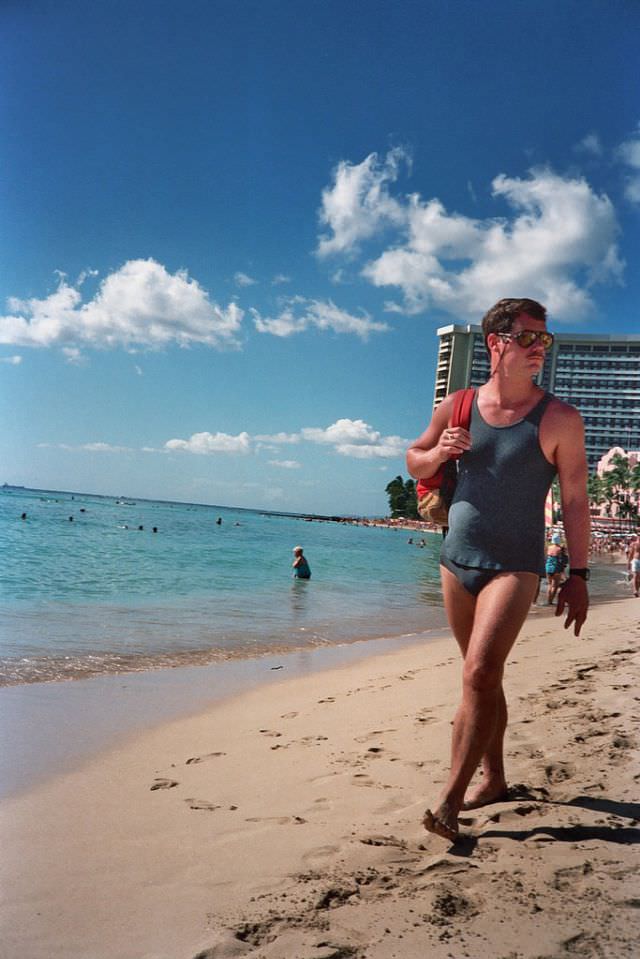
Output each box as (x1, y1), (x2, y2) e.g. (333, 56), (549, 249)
(292, 546), (311, 579)
(407, 298), (590, 843)
(545, 533), (564, 605)
(628, 536), (640, 597)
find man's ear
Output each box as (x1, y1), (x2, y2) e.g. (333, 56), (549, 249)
(486, 332), (501, 353)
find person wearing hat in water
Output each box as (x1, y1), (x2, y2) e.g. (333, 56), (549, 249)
(545, 532), (565, 605)
(292, 546), (311, 579)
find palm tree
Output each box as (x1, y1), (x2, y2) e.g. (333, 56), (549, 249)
(587, 473), (606, 513)
(603, 453), (632, 517)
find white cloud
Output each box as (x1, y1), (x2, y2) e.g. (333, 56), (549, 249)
(1, 354), (22, 365)
(0, 259), (244, 351)
(37, 441), (133, 452)
(252, 297), (388, 340)
(575, 133), (603, 157)
(302, 419), (380, 445)
(165, 418), (407, 460)
(271, 274), (291, 285)
(254, 432), (300, 444)
(333, 438), (407, 459)
(234, 271), (257, 287)
(359, 166), (622, 320)
(83, 442), (132, 452)
(62, 346), (85, 365)
(44, 416), (407, 463)
(165, 431), (251, 455)
(301, 418), (408, 459)
(617, 127), (640, 203)
(317, 147), (409, 257)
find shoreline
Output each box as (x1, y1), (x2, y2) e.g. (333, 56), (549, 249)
(0, 624), (450, 800)
(1, 596), (638, 958)
(0, 554), (629, 690)
(0, 560), (632, 798)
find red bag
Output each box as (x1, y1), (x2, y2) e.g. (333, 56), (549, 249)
(416, 388), (475, 526)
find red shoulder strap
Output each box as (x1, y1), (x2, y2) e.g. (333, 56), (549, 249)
(416, 388), (475, 493)
(450, 388), (475, 429)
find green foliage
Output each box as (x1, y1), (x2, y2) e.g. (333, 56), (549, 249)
(385, 475), (419, 519)
(587, 473), (606, 506)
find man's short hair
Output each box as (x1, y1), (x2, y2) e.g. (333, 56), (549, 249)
(481, 298), (547, 351)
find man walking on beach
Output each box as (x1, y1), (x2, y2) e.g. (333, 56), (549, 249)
(407, 298), (590, 842)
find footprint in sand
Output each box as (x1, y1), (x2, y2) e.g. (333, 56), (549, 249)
(186, 798), (222, 811)
(544, 762), (575, 783)
(416, 710), (436, 725)
(354, 729), (396, 743)
(244, 815), (306, 824)
(302, 844), (341, 864)
(553, 861), (594, 892)
(359, 834), (408, 849)
(482, 802), (543, 824)
(576, 664), (598, 681)
(259, 729), (282, 737)
(150, 778), (179, 791)
(318, 696), (336, 704)
(185, 752), (226, 764)
(351, 773), (375, 787)
(280, 711), (298, 719)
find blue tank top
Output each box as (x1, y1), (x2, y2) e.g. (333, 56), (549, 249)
(294, 557), (311, 579)
(441, 391), (556, 575)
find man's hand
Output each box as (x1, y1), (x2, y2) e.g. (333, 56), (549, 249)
(555, 577), (589, 636)
(435, 426), (472, 461)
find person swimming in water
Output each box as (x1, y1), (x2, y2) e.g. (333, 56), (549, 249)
(292, 546), (311, 579)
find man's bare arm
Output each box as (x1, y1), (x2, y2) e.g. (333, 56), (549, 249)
(549, 404), (590, 635)
(406, 393), (471, 480)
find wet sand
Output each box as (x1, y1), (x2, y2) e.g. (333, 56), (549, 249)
(1, 598), (638, 958)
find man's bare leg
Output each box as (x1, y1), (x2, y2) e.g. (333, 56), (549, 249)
(424, 571), (538, 840)
(462, 688), (509, 809)
(440, 566), (509, 810)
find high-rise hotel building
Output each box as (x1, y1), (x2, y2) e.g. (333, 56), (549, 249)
(434, 324), (640, 470)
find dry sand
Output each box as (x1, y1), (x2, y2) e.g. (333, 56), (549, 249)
(1, 598), (639, 959)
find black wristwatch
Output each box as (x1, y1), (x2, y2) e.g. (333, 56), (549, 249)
(569, 568), (590, 581)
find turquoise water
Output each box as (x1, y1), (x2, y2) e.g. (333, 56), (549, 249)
(0, 487), (447, 685)
(2, 487), (628, 687)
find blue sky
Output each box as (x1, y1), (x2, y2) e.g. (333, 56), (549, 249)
(1, 0), (638, 515)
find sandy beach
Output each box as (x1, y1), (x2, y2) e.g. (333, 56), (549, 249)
(1, 597), (638, 959)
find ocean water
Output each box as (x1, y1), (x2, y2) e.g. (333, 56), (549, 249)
(0, 487), (447, 685)
(2, 487), (629, 688)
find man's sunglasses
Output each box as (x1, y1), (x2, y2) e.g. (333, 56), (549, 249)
(497, 330), (554, 350)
